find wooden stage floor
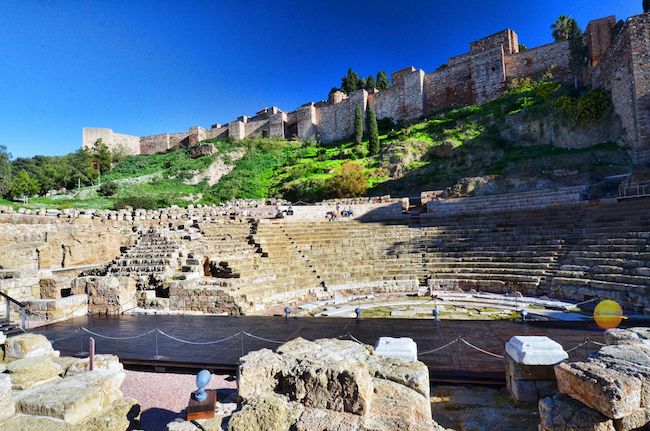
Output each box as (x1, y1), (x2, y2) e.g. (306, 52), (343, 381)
(31, 315), (607, 383)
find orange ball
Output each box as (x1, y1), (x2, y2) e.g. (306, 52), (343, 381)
(593, 300), (623, 330)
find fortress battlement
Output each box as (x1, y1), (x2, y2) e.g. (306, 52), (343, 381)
(83, 12), (650, 164)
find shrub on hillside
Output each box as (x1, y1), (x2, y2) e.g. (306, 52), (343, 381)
(325, 161), (368, 198)
(97, 181), (118, 196)
(555, 88), (612, 126)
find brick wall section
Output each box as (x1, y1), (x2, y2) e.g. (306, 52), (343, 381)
(470, 29), (519, 55)
(423, 64), (474, 113)
(586, 16), (617, 66)
(140, 132), (188, 154)
(505, 41), (572, 85)
(628, 14), (650, 164)
(591, 13), (650, 164)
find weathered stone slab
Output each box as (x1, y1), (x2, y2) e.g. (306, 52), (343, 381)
(66, 354), (123, 376)
(555, 361), (641, 419)
(294, 407), (362, 431)
(374, 337), (418, 362)
(613, 408), (650, 431)
(13, 369), (124, 425)
(6, 355), (63, 390)
(227, 394), (303, 431)
(3, 396), (140, 431)
(505, 336), (567, 365)
(539, 394), (615, 431)
(4, 333), (55, 362)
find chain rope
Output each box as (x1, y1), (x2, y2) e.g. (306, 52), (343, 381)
(32, 326), (607, 361)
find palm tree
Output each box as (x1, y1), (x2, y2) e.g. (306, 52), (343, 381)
(551, 15), (576, 41)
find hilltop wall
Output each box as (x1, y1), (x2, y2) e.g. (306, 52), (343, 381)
(590, 13), (650, 164)
(84, 13), (650, 164)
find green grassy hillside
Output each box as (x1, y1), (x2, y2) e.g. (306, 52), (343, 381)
(1, 80), (630, 210)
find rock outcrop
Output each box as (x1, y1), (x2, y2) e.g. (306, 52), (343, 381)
(229, 337), (449, 431)
(539, 327), (650, 431)
(0, 331), (140, 430)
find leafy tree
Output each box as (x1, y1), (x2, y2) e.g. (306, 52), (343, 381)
(354, 104), (363, 145)
(366, 75), (376, 90)
(0, 145), (11, 197)
(341, 68), (359, 94)
(9, 170), (39, 200)
(376, 71), (390, 90)
(91, 139), (113, 174)
(326, 161), (368, 198)
(518, 43), (529, 52)
(367, 108), (380, 156)
(358, 77), (366, 91)
(551, 15), (577, 41)
(645, 0), (650, 13)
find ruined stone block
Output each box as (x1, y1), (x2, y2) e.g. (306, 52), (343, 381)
(555, 362), (642, 419)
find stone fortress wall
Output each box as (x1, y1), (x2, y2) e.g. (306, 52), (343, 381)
(82, 12), (650, 163)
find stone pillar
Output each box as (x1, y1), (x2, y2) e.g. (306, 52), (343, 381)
(504, 336), (568, 404)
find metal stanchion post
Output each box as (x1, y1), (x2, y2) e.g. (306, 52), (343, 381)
(89, 337), (95, 370)
(77, 327), (88, 356)
(152, 329), (162, 360)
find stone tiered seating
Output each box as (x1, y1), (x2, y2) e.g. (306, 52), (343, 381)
(106, 228), (183, 280)
(182, 197), (650, 314)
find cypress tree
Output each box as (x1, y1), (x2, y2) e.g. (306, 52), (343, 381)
(376, 71), (390, 90)
(342, 68), (359, 94)
(354, 105), (363, 145)
(358, 77), (366, 91)
(366, 75), (376, 90)
(367, 108), (380, 156)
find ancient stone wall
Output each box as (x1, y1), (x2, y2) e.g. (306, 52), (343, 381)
(470, 29), (519, 54)
(423, 63), (474, 113)
(590, 13), (650, 164)
(0, 222), (130, 271)
(505, 41), (572, 84)
(84, 12), (650, 157)
(317, 90), (368, 142)
(586, 16), (617, 66)
(82, 128), (141, 155)
(139, 132), (188, 154)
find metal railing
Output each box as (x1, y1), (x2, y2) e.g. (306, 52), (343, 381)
(619, 181), (650, 199)
(0, 291), (27, 330)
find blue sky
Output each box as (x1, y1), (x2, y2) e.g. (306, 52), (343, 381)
(0, 0), (641, 158)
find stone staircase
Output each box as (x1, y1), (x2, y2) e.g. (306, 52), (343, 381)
(106, 228), (189, 284)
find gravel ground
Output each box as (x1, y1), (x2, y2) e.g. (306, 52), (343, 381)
(121, 369), (237, 431)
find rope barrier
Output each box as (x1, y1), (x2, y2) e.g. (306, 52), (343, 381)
(81, 327), (156, 340)
(459, 338), (504, 359)
(242, 331), (286, 344)
(418, 337), (461, 356)
(157, 329), (242, 345)
(565, 338), (606, 353)
(47, 328), (81, 343)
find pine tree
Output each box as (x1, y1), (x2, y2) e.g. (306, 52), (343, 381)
(341, 68), (359, 94)
(366, 75), (376, 90)
(645, 0), (650, 13)
(358, 77), (366, 91)
(354, 105), (363, 145)
(376, 71), (390, 90)
(367, 108), (380, 156)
